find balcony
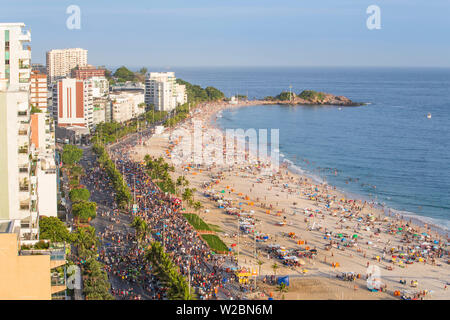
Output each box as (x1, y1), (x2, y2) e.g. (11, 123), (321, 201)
(20, 244), (66, 269)
(19, 63), (30, 70)
(18, 30), (31, 42)
(19, 203), (30, 210)
(18, 146), (28, 154)
(19, 166), (29, 174)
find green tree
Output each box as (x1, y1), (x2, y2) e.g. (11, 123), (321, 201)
(257, 260), (265, 276)
(277, 282), (289, 299)
(139, 67), (148, 74)
(69, 188), (91, 203)
(145, 241), (194, 300)
(72, 226), (99, 259)
(275, 91), (293, 101)
(62, 144), (83, 165)
(131, 216), (149, 247)
(83, 258), (114, 300)
(113, 66), (136, 82)
(72, 201), (97, 221)
(205, 86), (225, 101)
(39, 216), (70, 243)
(272, 263), (279, 276)
(182, 188), (194, 203)
(193, 201), (203, 214)
(30, 105), (42, 114)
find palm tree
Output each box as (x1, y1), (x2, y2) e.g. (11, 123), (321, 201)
(131, 217), (148, 247)
(182, 188), (193, 203)
(73, 226), (98, 259)
(257, 260), (265, 276)
(271, 263), (279, 277)
(277, 282), (288, 299)
(193, 201), (203, 214)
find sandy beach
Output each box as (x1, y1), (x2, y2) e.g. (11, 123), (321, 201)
(129, 101), (449, 300)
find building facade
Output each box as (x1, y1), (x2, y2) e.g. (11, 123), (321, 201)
(145, 72), (178, 111)
(71, 64), (105, 80)
(30, 70), (48, 110)
(52, 78), (94, 131)
(110, 91), (145, 123)
(46, 48), (87, 84)
(0, 23), (38, 240)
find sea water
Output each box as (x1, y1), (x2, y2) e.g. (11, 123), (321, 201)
(173, 67), (450, 231)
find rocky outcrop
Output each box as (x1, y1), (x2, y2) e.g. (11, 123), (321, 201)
(263, 90), (363, 106)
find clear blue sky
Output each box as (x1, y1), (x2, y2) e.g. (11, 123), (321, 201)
(2, 0), (450, 68)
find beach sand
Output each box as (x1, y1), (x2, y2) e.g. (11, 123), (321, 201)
(129, 101), (450, 300)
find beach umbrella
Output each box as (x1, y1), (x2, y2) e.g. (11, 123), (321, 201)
(352, 234), (358, 238)
(398, 227), (403, 231)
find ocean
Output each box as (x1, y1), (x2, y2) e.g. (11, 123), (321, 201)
(171, 67), (450, 232)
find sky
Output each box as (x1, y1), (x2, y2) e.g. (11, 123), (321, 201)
(1, 0), (450, 68)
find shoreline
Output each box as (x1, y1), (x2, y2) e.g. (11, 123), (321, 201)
(209, 101), (449, 237)
(130, 100), (449, 300)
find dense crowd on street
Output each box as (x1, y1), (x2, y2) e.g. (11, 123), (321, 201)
(79, 128), (242, 300)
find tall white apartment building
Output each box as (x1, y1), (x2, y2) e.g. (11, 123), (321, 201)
(46, 48), (87, 84)
(145, 72), (178, 111)
(52, 78), (94, 131)
(0, 23), (38, 240)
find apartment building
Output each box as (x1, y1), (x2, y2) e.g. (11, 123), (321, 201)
(71, 64), (105, 80)
(0, 23), (38, 240)
(110, 91), (145, 123)
(30, 70), (48, 110)
(52, 78), (94, 131)
(46, 48), (87, 84)
(145, 72), (178, 111)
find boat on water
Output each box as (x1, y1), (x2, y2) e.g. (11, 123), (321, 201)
(427, 113), (431, 119)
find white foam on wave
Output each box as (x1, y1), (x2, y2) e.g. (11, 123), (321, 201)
(388, 208), (449, 234)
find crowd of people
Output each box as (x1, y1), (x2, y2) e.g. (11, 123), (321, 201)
(108, 130), (241, 299)
(79, 126), (242, 300)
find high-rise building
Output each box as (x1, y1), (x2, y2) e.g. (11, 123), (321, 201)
(46, 48), (87, 84)
(30, 70), (48, 110)
(0, 23), (37, 240)
(145, 72), (178, 111)
(0, 23), (31, 90)
(52, 78), (94, 131)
